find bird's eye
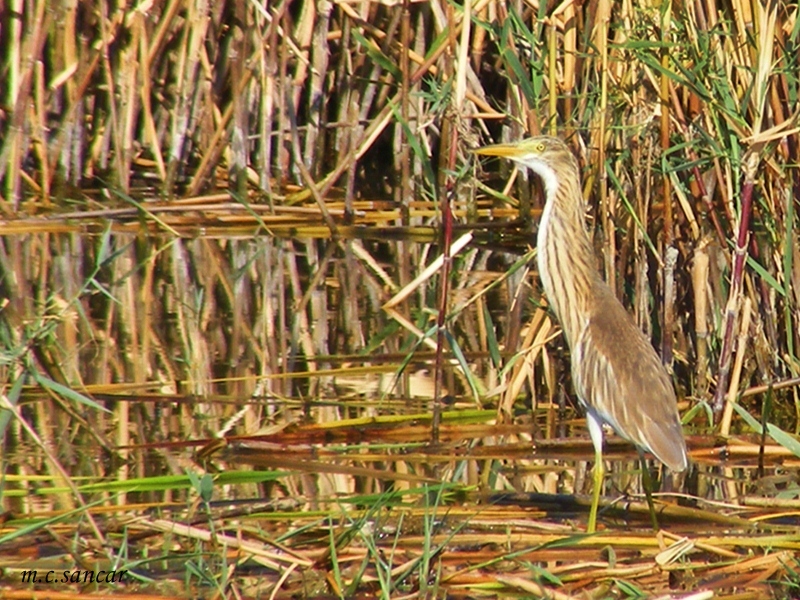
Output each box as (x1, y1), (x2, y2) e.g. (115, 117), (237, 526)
(536, 143), (545, 152)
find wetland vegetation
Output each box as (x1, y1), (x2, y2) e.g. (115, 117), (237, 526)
(2, 0), (800, 597)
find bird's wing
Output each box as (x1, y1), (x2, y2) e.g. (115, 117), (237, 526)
(572, 281), (687, 471)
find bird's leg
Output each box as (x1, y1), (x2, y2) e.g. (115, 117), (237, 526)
(639, 451), (659, 531)
(586, 411), (605, 533)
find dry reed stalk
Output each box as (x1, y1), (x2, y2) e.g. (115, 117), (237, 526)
(286, 93), (340, 236)
(136, 15), (166, 181)
(659, 0), (675, 366)
(259, 2), (278, 194)
(720, 297), (753, 437)
(560, 0), (576, 134)
(693, 239), (710, 399)
(33, 59), (50, 203)
(499, 307), (555, 420)
(595, 0), (614, 293)
(305, 0), (331, 181)
(712, 149), (761, 414)
(383, 233), (474, 314)
(231, 2), (249, 197)
(547, 22), (557, 136)
(632, 136), (651, 335)
(188, 72), (253, 198)
(721, 296), (753, 505)
(398, 0), (412, 228)
(661, 245), (678, 371)
(2, 0), (48, 210)
(148, 517), (313, 569)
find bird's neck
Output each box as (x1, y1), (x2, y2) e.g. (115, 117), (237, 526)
(536, 174), (599, 349)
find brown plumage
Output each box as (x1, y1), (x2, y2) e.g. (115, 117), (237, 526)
(475, 136), (687, 531)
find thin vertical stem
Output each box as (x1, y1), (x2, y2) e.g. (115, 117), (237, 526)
(598, 13), (613, 294)
(713, 153), (759, 413)
(693, 240), (710, 399)
(660, 0), (674, 365)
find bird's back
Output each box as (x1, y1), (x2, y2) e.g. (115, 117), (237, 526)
(572, 279), (688, 472)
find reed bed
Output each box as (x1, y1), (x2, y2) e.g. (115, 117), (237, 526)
(1, 0), (800, 597)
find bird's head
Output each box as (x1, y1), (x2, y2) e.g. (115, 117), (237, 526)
(473, 135), (579, 199)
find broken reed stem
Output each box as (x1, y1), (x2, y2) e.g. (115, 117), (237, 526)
(662, 246), (678, 369)
(720, 296), (752, 506)
(719, 296), (753, 437)
(693, 241), (710, 400)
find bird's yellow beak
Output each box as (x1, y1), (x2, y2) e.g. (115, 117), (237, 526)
(472, 143), (522, 158)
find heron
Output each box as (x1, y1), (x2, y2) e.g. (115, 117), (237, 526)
(474, 136), (688, 532)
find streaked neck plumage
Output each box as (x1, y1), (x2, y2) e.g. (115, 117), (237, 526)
(519, 154), (598, 350)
